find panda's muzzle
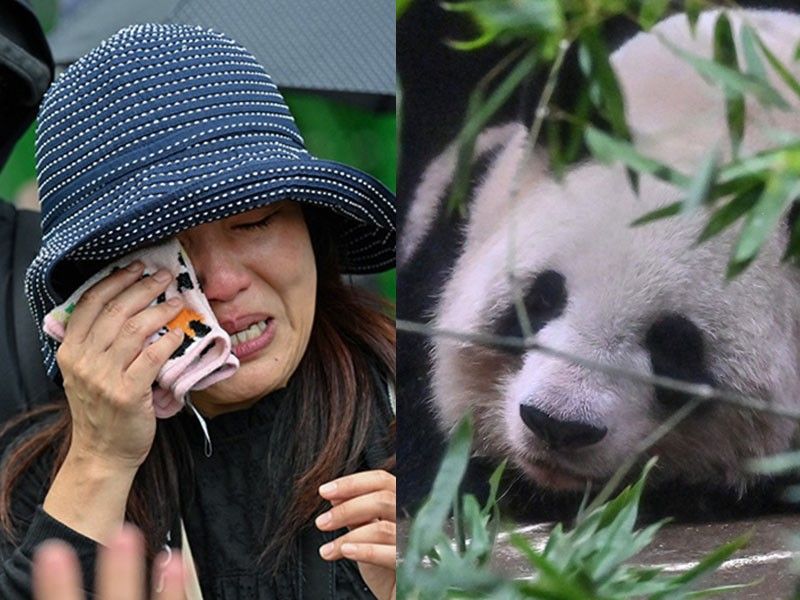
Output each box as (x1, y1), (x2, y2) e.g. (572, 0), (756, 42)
(519, 405), (607, 451)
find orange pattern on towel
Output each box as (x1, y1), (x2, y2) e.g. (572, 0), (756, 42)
(167, 308), (205, 335)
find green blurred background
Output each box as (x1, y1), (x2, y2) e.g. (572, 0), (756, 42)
(0, 0), (396, 302)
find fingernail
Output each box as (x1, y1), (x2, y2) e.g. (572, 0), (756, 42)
(154, 270), (172, 282)
(167, 297), (182, 307)
(319, 482), (337, 495)
(341, 543), (356, 555)
(315, 512), (331, 528)
(319, 542), (334, 558)
(126, 261), (143, 272)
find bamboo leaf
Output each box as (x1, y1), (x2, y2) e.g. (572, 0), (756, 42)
(685, 0), (703, 34)
(585, 127), (691, 187)
(640, 0), (670, 31)
(396, 0), (413, 19)
(443, 0), (565, 50)
(697, 186), (761, 244)
(448, 47), (539, 213)
(651, 534), (750, 595)
(631, 201), (682, 226)
(683, 148), (720, 213)
(733, 173), (800, 263)
(713, 13), (745, 155)
(659, 33), (789, 109)
(747, 449), (800, 475)
(757, 33), (800, 101)
(580, 28), (630, 141)
(482, 459), (506, 517)
(405, 416), (473, 563)
(739, 24), (767, 83)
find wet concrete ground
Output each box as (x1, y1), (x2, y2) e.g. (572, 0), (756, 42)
(399, 515), (800, 598)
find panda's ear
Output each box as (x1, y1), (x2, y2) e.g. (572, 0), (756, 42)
(399, 122), (532, 268)
(462, 124), (549, 250)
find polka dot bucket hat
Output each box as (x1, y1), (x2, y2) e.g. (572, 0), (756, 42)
(26, 23), (395, 380)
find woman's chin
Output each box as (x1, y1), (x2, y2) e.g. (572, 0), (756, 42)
(191, 369), (285, 417)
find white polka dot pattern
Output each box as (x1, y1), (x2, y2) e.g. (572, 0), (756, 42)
(26, 23), (395, 381)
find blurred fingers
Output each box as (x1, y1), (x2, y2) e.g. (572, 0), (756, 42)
(32, 540), (84, 600)
(96, 525), (146, 600)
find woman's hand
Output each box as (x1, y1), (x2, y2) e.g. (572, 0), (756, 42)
(42, 263), (187, 544)
(316, 470), (396, 600)
(56, 262), (185, 470)
(33, 525), (185, 600)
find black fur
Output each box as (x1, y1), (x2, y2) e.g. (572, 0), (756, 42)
(492, 270), (568, 342)
(645, 313), (716, 410)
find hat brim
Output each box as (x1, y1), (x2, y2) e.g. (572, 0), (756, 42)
(26, 153), (394, 377)
(40, 152), (393, 287)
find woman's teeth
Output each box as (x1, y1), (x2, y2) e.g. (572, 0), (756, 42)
(230, 320), (268, 346)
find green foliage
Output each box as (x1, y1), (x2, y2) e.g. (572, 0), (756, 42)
(397, 0), (415, 19)
(443, 1), (800, 279)
(400, 418), (752, 599)
(712, 14), (745, 156)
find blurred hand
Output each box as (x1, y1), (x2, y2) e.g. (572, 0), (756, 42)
(316, 470), (396, 600)
(33, 525), (185, 600)
(56, 262), (185, 470)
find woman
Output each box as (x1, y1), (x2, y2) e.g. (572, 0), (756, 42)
(0, 23), (396, 599)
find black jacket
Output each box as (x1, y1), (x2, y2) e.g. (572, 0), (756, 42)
(0, 380), (394, 599)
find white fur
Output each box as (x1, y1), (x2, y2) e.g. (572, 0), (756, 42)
(423, 9), (800, 490)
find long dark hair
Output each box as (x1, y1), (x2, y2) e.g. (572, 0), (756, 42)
(0, 209), (395, 569)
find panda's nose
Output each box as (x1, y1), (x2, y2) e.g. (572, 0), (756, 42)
(519, 405), (607, 450)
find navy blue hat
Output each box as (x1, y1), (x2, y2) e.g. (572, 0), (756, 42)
(26, 23), (395, 379)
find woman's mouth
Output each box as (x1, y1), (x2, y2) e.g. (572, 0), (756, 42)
(229, 318), (276, 361)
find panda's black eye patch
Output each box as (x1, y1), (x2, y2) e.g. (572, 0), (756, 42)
(492, 270), (567, 342)
(645, 313), (715, 408)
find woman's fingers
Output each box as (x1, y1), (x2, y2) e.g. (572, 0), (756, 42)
(126, 326), (187, 385)
(96, 525), (146, 600)
(84, 270), (176, 352)
(34, 528), (186, 600)
(107, 298), (185, 369)
(315, 489), (396, 531)
(319, 520), (396, 566)
(32, 540), (84, 600)
(62, 262), (146, 344)
(319, 470), (396, 502)
(340, 543), (395, 570)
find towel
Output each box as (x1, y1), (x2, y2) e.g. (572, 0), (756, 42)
(44, 239), (239, 418)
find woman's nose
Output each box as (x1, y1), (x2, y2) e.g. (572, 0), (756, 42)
(188, 245), (250, 303)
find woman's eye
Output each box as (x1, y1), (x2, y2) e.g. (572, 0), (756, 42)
(236, 212), (277, 230)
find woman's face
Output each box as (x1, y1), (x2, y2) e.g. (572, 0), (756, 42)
(177, 201), (317, 417)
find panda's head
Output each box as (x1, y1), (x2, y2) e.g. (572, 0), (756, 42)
(427, 9), (800, 492)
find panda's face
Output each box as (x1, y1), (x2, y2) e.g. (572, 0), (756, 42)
(428, 9), (800, 492)
(432, 158), (800, 491)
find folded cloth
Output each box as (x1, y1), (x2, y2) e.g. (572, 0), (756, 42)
(43, 239), (239, 418)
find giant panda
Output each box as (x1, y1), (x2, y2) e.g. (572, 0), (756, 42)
(404, 8), (800, 517)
